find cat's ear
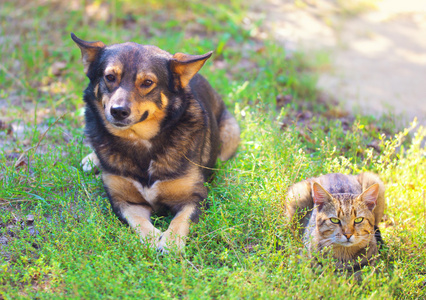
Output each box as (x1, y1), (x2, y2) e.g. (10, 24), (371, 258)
(312, 182), (332, 210)
(360, 183), (379, 211)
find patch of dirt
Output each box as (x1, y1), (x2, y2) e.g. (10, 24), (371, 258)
(250, 0), (426, 126)
(0, 210), (40, 261)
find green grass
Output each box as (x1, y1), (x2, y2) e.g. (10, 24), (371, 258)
(1, 0), (425, 298)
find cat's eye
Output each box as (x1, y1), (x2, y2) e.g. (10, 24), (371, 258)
(354, 217), (364, 224)
(330, 218), (340, 224)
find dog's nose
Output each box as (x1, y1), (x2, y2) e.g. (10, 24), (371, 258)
(110, 106), (131, 121)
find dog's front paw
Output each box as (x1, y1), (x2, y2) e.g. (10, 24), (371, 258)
(140, 228), (163, 248)
(81, 152), (100, 173)
(156, 230), (186, 254)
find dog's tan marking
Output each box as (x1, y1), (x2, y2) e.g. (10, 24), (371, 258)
(101, 94), (107, 107)
(134, 101), (161, 120)
(121, 204), (162, 245)
(103, 63), (123, 90)
(102, 173), (161, 244)
(106, 153), (121, 167)
(129, 179), (160, 208)
(93, 83), (99, 98)
(160, 92), (169, 108)
(128, 166), (204, 207)
(122, 110), (165, 140)
(138, 140), (152, 149)
(157, 168), (205, 200)
(136, 72), (158, 95)
(218, 109), (240, 161)
(103, 93), (169, 140)
(103, 173), (147, 205)
(157, 203), (196, 252)
(105, 65), (123, 78)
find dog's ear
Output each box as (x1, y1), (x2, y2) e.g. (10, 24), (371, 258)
(71, 33), (105, 74)
(170, 51), (213, 88)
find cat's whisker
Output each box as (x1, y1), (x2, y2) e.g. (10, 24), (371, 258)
(318, 238), (334, 250)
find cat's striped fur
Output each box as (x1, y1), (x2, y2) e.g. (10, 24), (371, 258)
(287, 172), (385, 271)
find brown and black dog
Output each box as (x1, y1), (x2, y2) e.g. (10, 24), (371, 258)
(71, 33), (240, 252)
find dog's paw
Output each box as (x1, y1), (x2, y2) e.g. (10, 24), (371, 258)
(140, 228), (163, 248)
(156, 230), (185, 254)
(81, 152), (100, 173)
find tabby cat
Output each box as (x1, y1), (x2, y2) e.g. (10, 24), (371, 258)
(287, 172), (385, 271)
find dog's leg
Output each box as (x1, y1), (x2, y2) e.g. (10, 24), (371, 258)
(81, 151), (100, 172)
(156, 203), (198, 253)
(120, 203), (162, 245)
(218, 109), (240, 161)
(103, 173), (162, 245)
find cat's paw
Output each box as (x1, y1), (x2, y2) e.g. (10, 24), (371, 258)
(156, 230), (185, 254)
(81, 152), (100, 173)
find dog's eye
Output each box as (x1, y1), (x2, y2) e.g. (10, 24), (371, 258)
(105, 74), (116, 82)
(141, 79), (153, 87)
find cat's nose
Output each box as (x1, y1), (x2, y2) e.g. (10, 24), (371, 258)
(344, 233), (352, 240)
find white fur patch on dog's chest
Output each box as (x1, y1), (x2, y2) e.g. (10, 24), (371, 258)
(129, 179), (160, 207)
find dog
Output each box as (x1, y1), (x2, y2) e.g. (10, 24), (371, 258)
(71, 33), (240, 252)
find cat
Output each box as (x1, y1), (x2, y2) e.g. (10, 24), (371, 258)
(286, 172), (385, 271)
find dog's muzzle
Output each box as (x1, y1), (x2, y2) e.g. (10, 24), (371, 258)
(110, 105), (130, 121)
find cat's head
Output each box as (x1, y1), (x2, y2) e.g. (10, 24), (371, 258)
(312, 182), (379, 248)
